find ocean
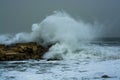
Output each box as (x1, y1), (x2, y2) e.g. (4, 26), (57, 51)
(0, 11), (120, 80)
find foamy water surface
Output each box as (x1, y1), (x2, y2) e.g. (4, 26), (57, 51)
(0, 42), (120, 80)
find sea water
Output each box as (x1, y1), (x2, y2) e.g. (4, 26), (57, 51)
(0, 41), (120, 80)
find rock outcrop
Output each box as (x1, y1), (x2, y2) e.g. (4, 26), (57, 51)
(0, 42), (48, 61)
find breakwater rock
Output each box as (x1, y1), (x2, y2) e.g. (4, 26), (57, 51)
(0, 42), (49, 61)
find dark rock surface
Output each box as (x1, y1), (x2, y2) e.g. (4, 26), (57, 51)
(0, 42), (49, 61)
(101, 75), (111, 78)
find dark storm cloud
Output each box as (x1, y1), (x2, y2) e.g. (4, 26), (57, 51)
(0, 0), (120, 37)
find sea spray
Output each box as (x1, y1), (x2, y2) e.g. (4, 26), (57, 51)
(0, 32), (31, 45)
(32, 11), (120, 60)
(0, 11), (97, 45)
(1, 11), (118, 60)
(31, 11), (97, 45)
(29, 11), (103, 59)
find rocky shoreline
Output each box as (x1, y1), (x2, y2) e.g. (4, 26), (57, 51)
(0, 42), (49, 61)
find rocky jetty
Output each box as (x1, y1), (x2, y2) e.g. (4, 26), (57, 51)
(0, 42), (49, 61)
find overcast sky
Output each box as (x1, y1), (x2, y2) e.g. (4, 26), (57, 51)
(0, 0), (120, 37)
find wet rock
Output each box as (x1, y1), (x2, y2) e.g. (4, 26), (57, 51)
(0, 42), (49, 61)
(47, 58), (62, 61)
(101, 75), (111, 78)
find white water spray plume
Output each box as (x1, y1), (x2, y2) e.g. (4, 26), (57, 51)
(0, 11), (101, 45)
(0, 11), (107, 60)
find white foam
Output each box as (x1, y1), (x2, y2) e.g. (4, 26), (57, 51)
(1, 60), (120, 80)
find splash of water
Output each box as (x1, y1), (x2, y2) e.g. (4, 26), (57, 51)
(0, 33), (31, 45)
(0, 11), (98, 44)
(31, 11), (99, 45)
(1, 11), (118, 60)
(29, 11), (103, 59)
